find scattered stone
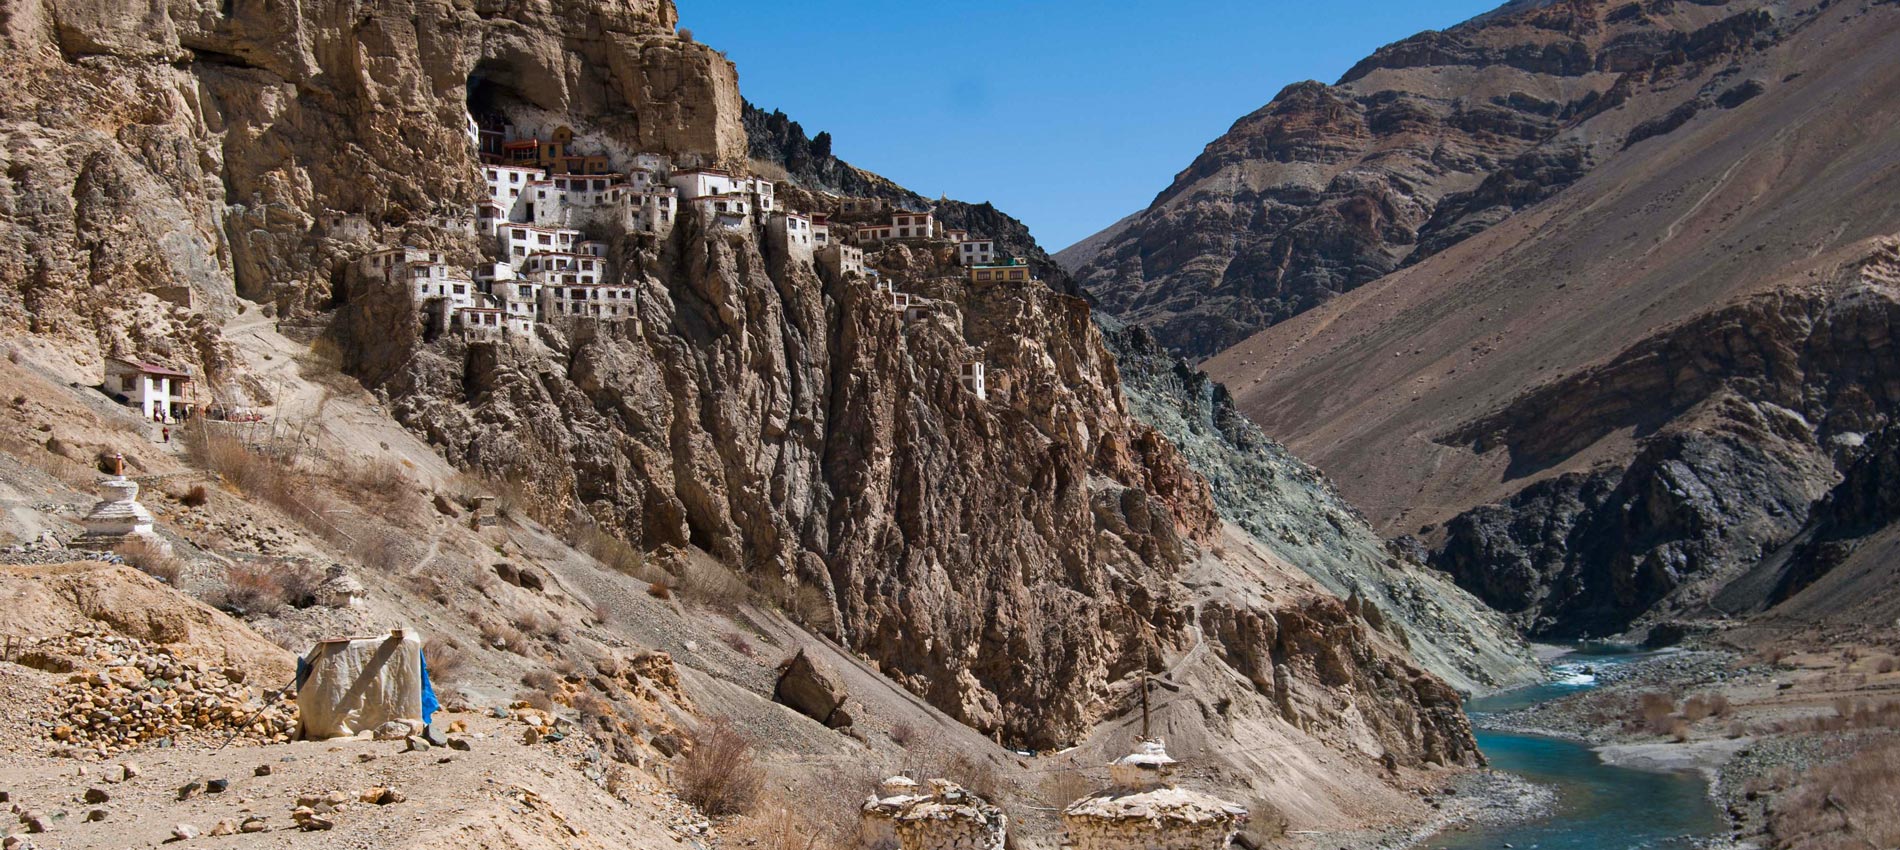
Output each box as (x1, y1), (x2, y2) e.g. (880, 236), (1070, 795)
(3, 835), (20, 849)
(85, 808), (108, 823)
(446, 737), (472, 752)
(373, 721), (411, 741)
(424, 725), (449, 747)
(360, 787), (404, 806)
(22, 811), (48, 833)
(521, 727), (542, 746)
(82, 788), (108, 804)
(254, 764), (272, 777)
(357, 753), (378, 763)
(240, 816), (268, 833)
(447, 719), (468, 734)
(119, 763), (140, 781)
(170, 823), (198, 841)
(176, 781), (201, 801)
(650, 733), (682, 757)
(291, 806), (333, 832)
(209, 818), (237, 836)
(205, 778), (229, 794)
(404, 735), (431, 753)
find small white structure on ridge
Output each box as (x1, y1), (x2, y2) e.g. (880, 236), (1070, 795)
(78, 454), (167, 554)
(1061, 739), (1248, 850)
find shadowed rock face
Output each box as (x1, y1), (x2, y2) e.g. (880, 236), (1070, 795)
(1064, 0), (1784, 359)
(1430, 271), (1900, 638)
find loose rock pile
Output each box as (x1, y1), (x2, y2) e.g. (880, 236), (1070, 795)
(35, 633), (296, 756)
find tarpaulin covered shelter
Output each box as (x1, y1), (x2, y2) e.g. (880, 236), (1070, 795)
(295, 629), (439, 740)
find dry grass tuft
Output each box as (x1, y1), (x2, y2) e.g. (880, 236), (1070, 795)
(677, 716), (765, 817)
(647, 581), (672, 600)
(1768, 739), (1900, 849)
(422, 635), (468, 684)
(178, 484), (210, 507)
(116, 537), (181, 585)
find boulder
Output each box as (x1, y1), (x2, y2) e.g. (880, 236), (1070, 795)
(773, 649), (850, 728)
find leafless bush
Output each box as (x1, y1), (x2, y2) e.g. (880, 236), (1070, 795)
(116, 537), (181, 585)
(218, 560), (320, 614)
(647, 581), (672, 600)
(178, 484), (210, 507)
(1682, 693), (1732, 722)
(480, 620), (527, 654)
(721, 631), (754, 657)
(1767, 739), (1900, 849)
(889, 721), (917, 748)
(1877, 656), (1896, 675)
(422, 635), (468, 684)
(677, 716), (764, 817)
(1629, 691), (1679, 735)
(521, 668), (563, 702)
(677, 27), (694, 43)
(514, 688), (555, 713)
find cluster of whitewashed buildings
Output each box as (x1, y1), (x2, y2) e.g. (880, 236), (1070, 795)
(364, 121), (1017, 399)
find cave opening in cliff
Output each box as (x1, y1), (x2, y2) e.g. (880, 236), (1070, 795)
(466, 62), (530, 137)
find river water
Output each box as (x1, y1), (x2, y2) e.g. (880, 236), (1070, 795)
(1425, 652), (1728, 850)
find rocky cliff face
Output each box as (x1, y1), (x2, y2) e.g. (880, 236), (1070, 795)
(0, 0), (1496, 768)
(1064, 0), (1787, 359)
(1, 0), (742, 362)
(1104, 319), (1538, 691)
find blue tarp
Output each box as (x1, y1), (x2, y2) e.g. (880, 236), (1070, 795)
(419, 651), (439, 726)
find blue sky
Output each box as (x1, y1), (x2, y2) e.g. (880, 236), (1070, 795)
(679, 1), (1502, 252)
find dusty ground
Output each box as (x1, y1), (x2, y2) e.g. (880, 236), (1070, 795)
(0, 313), (1504, 848)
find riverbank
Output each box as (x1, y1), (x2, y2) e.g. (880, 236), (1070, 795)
(1472, 632), (1900, 849)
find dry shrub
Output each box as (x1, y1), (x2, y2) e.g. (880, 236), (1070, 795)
(889, 721), (917, 748)
(1877, 657), (1897, 675)
(179, 484), (210, 507)
(721, 631), (754, 657)
(422, 635), (468, 684)
(327, 455), (409, 509)
(116, 537), (181, 585)
(1682, 693), (1731, 722)
(647, 581), (672, 600)
(7, 346), (20, 364)
(522, 668), (563, 695)
(514, 689), (555, 713)
(572, 525), (653, 580)
(1768, 739), (1900, 849)
(218, 560), (320, 614)
(480, 620), (527, 653)
(1631, 691), (1679, 735)
(677, 716), (764, 817)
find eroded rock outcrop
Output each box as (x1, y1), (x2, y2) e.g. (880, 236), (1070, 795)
(1103, 319), (1537, 692)
(0, 0), (742, 373)
(1432, 255), (1900, 637)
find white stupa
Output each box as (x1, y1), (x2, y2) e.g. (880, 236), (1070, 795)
(78, 454), (166, 553)
(1061, 738), (1249, 850)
